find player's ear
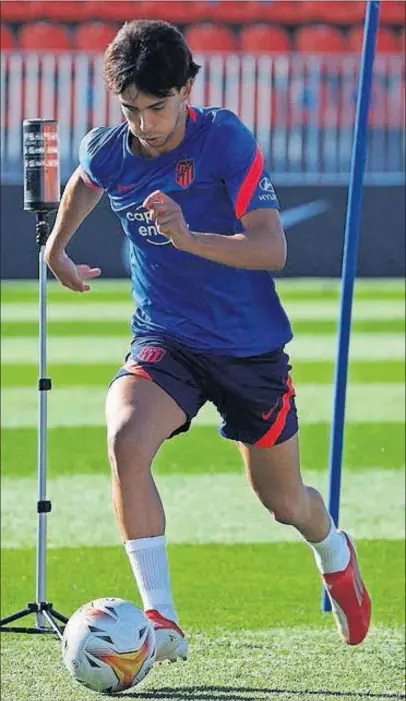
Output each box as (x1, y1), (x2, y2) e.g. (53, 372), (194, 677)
(179, 79), (194, 102)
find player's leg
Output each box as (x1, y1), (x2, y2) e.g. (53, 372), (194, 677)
(238, 433), (332, 543)
(106, 373), (188, 661)
(209, 348), (371, 645)
(238, 434), (371, 645)
(105, 339), (206, 662)
(105, 373), (185, 541)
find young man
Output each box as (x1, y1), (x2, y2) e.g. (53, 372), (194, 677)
(45, 20), (371, 662)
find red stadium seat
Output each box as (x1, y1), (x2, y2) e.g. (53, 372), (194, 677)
(261, 1), (307, 24)
(84, 1), (147, 22)
(26, 1), (92, 21)
(295, 26), (346, 53)
(184, 23), (237, 52)
(133, 1), (201, 23)
(299, 1), (366, 25)
(72, 22), (118, 52)
(1, 0), (32, 21)
(18, 22), (72, 51)
(347, 26), (401, 53)
(206, 1), (267, 24)
(380, 1), (406, 26)
(1, 24), (16, 49)
(239, 24), (291, 53)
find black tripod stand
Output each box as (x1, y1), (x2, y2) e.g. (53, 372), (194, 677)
(0, 212), (69, 640)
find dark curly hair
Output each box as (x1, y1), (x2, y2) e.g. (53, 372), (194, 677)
(103, 20), (201, 97)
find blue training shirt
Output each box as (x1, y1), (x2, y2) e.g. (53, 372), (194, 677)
(79, 106), (293, 356)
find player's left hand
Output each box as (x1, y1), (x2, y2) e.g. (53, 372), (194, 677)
(143, 190), (193, 251)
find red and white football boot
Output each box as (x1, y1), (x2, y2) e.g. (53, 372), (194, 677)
(322, 532), (371, 645)
(145, 609), (188, 663)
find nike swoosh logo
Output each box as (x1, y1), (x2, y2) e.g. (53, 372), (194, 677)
(262, 405), (276, 420)
(281, 200), (329, 229)
(117, 183), (137, 191)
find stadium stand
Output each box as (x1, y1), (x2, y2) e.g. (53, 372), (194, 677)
(260, 1), (307, 24)
(379, 0), (406, 25)
(239, 24), (291, 52)
(347, 25), (402, 53)
(72, 22), (118, 52)
(83, 1), (152, 22)
(295, 25), (346, 53)
(18, 21), (71, 51)
(1, 1), (404, 54)
(1, 24), (16, 50)
(184, 22), (238, 51)
(298, 1), (366, 25)
(206, 1), (271, 24)
(20, 1), (93, 21)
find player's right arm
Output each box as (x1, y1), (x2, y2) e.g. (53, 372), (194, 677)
(44, 167), (103, 292)
(45, 126), (115, 292)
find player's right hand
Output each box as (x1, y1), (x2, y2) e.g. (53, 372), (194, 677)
(45, 250), (101, 292)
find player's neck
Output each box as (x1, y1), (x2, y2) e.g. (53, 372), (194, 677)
(132, 105), (188, 159)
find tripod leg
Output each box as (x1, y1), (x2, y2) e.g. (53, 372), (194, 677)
(0, 608), (33, 626)
(42, 610), (63, 640)
(49, 608), (69, 624)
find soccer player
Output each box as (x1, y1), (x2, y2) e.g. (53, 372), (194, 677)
(45, 20), (371, 661)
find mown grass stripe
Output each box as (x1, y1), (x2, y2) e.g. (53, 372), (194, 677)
(2, 469), (404, 548)
(2, 423), (404, 478)
(2, 542), (404, 629)
(2, 333), (405, 364)
(2, 299), (404, 322)
(1, 278), (404, 304)
(2, 383), (404, 428)
(3, 318), (405, 338)
(2, 360), (404, 388)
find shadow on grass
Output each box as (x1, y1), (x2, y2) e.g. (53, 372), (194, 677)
(117, 685), (406, 700)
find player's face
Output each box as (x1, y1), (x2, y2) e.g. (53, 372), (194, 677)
(119, 84), (191, 155)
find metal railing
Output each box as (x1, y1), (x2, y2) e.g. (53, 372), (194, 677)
(1, 51), (404, 184)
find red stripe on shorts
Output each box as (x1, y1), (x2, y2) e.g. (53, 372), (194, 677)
(124, 359), (153, 382)
(254, 375), (295, 448)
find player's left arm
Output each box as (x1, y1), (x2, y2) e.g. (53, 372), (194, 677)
(143, 191), (286, 271)
(190, 207), (286, 271)
(143, 113), (286, 271)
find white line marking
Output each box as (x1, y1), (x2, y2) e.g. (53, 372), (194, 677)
(1, 333), (405, 365)
(1, 383), (404, 428)
(1, 277), (404, 293)
(2, 300), (404, 322)
(1, 469), (404, 548)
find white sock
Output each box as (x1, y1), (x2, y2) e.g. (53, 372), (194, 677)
(307, 517), (351, 574)
(124, 535), (178, 623)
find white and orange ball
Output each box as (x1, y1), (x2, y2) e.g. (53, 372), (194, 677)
(62, 598), (156, 695)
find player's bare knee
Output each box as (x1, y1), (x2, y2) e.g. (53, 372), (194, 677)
(272, 490), (311, 526)
(107, 418), (151, 477)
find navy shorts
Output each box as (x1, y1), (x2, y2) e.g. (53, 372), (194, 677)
(111, 336), (298, 447)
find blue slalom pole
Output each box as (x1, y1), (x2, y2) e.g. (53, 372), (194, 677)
(321, 0), (380, 613)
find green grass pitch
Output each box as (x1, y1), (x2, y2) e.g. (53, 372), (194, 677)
(1, 279), (405, 701)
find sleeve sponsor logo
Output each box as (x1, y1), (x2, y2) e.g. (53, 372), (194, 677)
(259, 176), (277, 201)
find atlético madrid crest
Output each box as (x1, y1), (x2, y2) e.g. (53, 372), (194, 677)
(175, 159), (194, 188)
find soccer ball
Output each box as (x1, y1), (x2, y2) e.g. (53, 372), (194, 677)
(62, 597), (156, 694)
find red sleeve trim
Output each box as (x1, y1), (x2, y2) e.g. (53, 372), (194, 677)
(254, 375), (296, 448)
(79, 166), (102, 191)
(235, 145), (264, 219)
